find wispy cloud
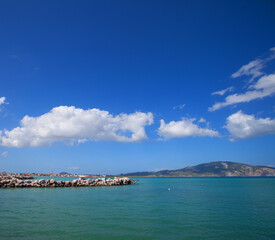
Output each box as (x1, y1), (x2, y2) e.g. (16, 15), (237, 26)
(68, 166), (80, 170)
(173, 104), (186, 110)
(158, 117), (219, 140)
(0, 151), (8, 158)
(225, 110), (275, 141)
(211, 86), (234, 96)
(231, 59), (264, 82)
(209, 74), (275, 111)
(232, 47), (275, 82)
(209, 47), (275, 111)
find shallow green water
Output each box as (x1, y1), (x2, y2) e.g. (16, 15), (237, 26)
(0, 177), (275, 240)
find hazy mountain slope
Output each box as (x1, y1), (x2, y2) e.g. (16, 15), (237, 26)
(121, 161), (275, 177)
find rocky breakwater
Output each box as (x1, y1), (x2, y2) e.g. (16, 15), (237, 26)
(0, 176), (135, 188)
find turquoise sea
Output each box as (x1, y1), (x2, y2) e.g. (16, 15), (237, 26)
(0, 177), (275, 240)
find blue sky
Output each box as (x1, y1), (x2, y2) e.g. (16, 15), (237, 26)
(0, 0), (275, 174)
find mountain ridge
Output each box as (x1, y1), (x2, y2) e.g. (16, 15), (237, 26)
(121, 161), (275, 177)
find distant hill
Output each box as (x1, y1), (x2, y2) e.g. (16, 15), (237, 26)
(121, 161), (275, 177)
(59, 172), (71, 175)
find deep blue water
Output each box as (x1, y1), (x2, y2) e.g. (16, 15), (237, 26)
(0, 177), (275, 240)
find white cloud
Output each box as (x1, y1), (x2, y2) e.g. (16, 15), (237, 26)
(231, 59), (264, 82)
(173, 104), (186, 110)
(225, 111), (275, 141)
(158, 117), (219, 140)
(209, 74), (275, 111)
(77, 138), (88, 144)
(253, 74), (275, 90)
(0, 106), (154, 147)
(0, 151), (8, 158)
(231, 47), (275, 82)
(210, 47), (275, 111)
(0, 97), (6, 106)
(198, 117), (206, 123)
(0, 97), (8, 112)
(211, 87), (234, 96)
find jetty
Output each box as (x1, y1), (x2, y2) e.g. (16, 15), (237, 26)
(0, 176), (135, 188)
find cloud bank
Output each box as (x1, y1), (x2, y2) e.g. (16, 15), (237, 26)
(225, 111), (275, 141)
(0, 106), (154, 147)
(158, 118), (219, 140)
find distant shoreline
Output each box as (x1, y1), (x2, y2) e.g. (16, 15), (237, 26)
(120, 161), (275, 177)
(120, 175), (275, 178)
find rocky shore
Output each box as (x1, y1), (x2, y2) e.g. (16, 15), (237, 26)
(15, 176), (34, 179)
(0, 176), (135, 188)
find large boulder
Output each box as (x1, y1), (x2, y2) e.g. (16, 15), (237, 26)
(49, 179), (56, 184)
(64, 181), (71, 187)
(72, 179), (78, 186)
(39, 179), (46, 184)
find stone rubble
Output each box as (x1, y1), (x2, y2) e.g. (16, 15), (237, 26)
(0, 176), (135, 188)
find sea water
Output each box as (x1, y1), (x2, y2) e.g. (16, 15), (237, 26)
(0, 177), (274, 240)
